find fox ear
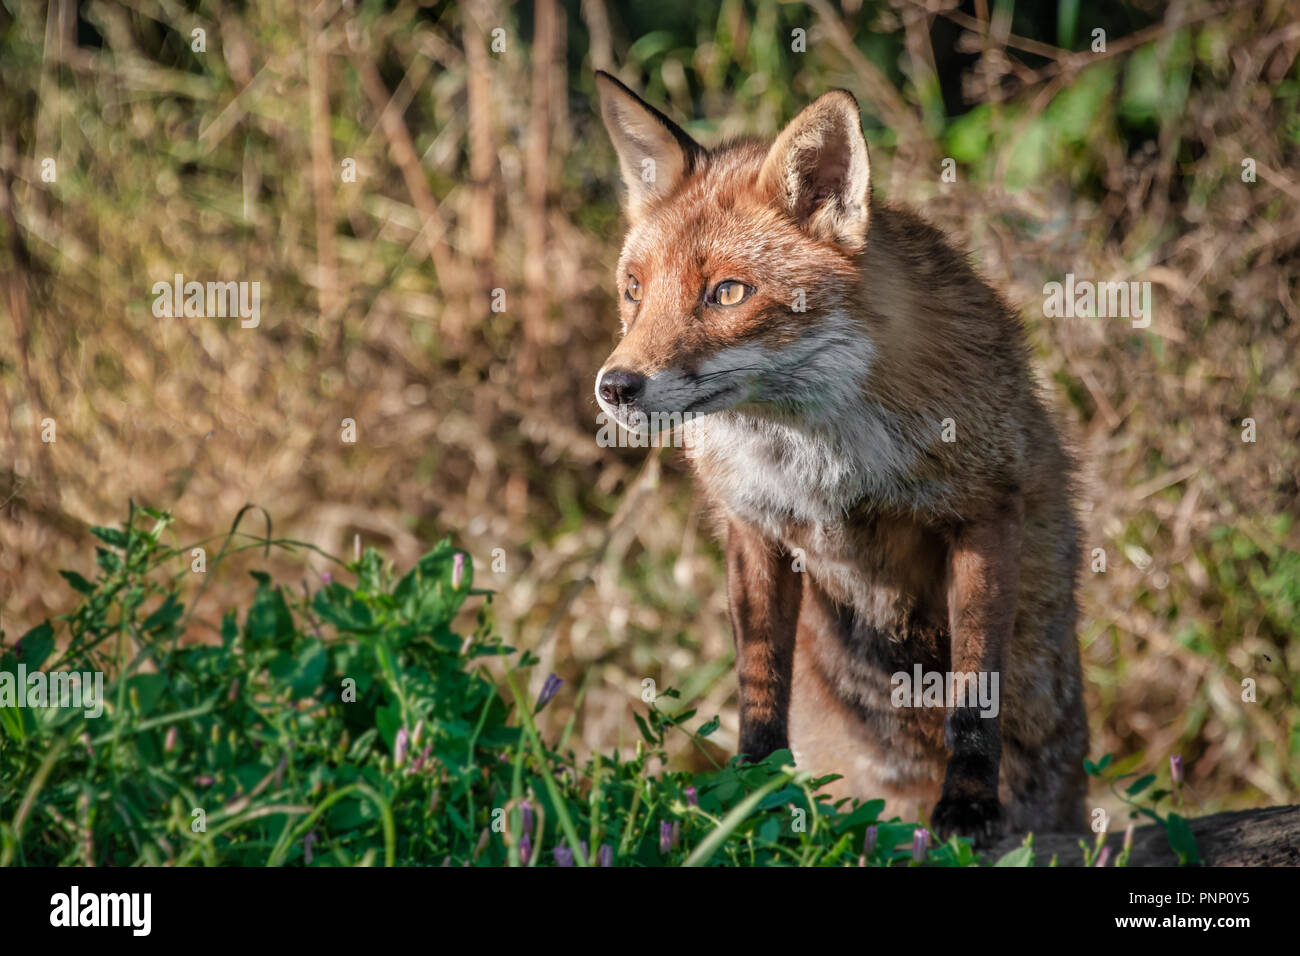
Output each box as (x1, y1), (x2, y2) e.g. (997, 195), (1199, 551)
(596, 71), (704, 223)
(760, 90), (871, 252)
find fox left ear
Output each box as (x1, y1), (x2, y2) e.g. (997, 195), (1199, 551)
(759, 90), (871, 252)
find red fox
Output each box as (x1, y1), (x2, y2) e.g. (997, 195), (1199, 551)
(592, 72), (1088, 841)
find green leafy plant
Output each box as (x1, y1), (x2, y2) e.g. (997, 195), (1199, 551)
(1, 504), (985, 867)
(1084, 753), (1202, 865)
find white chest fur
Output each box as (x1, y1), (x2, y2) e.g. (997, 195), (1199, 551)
(690, 405), (921, 536)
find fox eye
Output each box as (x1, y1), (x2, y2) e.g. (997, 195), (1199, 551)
(712, 280), (751, 307)
(625, 275), (642, 303)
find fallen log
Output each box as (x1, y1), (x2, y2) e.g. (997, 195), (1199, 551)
(987, 805), (1300, 866)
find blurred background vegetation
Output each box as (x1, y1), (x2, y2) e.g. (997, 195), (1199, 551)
(1, 0), (1297, 821)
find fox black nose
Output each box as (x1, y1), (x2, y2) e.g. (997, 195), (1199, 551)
(598, 369), (645, 406)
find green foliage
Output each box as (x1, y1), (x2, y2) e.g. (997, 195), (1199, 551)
(2, 504), (985, 867)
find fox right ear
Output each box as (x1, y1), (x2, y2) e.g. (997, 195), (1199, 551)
(596, 71), (704, 223)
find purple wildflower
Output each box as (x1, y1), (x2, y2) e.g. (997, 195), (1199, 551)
(684, 786), (698, 807)
(863, 825), (878, 858)
(452, 553), (465, 588)
(411, 744), (432, 774)
(534, 673), (562, 712)
(520, 833), (532, 864)
(659, 820), (673, 855)
(912, 827), (929, 862)
(598, 844), (613, 867)
(394, 727), (409, 768)
(554, 846), (574, 867)
(1170, 754), (1184, 786)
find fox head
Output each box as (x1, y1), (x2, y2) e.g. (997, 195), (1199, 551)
(593, 72), (875, 435)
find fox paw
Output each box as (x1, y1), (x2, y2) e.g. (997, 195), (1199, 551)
(931, 792), (1005, 845)
(736, 726), (788, 763)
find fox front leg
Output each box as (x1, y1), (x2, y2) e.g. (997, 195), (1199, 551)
(725, 519), (802, 761)
(931, 495), (1024, 844)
